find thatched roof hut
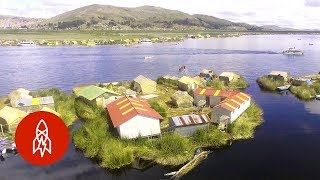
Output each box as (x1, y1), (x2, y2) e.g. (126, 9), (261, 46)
(219, 72), (240, 83)
(0, 106), (27, 132)
(8, 88), (32, 107)
(171, 91), (194, 108)
(132, 75), (157, 94)
(41, 107), (60, 117)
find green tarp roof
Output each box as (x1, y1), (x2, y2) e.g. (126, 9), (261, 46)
(79, 85), (119, 101)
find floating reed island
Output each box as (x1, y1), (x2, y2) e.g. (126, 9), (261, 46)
(257, 71), (320, 100)
(0, 30), (248, 47)
(0, 69), (263, 177)
(71, 69), (262, 175)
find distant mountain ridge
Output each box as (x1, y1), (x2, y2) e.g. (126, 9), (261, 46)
(0, 15), (43, 29)
(0, 4), (303, 31)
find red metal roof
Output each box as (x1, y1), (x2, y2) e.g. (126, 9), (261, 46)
(215, 92), (251, 112)
(194, 88), (239, 98)
(106, 96), (163, 128)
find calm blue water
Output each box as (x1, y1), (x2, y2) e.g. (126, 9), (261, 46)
(0, 35), (320, 180)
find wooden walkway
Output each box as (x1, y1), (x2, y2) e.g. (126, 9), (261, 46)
(165, 151), (210, 180)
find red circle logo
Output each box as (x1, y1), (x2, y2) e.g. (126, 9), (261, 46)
(15, 111), (69, 166)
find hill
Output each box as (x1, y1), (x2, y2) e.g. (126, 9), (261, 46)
(36, 4), (262, 31)
(0, 15), (42, 29)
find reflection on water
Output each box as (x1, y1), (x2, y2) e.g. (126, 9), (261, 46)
(0, 35), (320, 179)
(304, 100), (320, 115)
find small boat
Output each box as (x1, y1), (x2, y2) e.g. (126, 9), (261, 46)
(18, 41), (36, 46)
(140, 39), (152, 44)
(316, 95), (320, 100)
(309, 43), (314, 45)
(277, 85), (291, 91)
(144, 56), (154, 60)
(283, 48), (304, 55)
(0, 138), (17, 161)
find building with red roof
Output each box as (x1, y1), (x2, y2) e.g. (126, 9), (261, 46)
(194, 88), (239, 107)
(106, 96), (162, 139)
(211, 92), (251, 124)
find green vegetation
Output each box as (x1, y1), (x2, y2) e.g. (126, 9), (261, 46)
(156, 77), (179, 87)
(29, 4), (261, 31)
(311, 82), (320, 94)
(31, 88), (76, 126)
(228, 102), (263, 140)
(256, 76), (285, 91)
(72, 81), (263, 170)
(207, 76), (249, 90)
(289, 85), (316, 100)
(193, 125), (231, 147)
(150, 102), (167, 118)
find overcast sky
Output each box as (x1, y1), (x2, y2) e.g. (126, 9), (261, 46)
(1, 0), (320, 29)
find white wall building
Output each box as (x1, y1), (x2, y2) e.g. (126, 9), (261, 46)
(106, 96), (162, 139)
(211, 92), (251, 124)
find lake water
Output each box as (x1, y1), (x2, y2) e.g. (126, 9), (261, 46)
(1, 35), (320, 180)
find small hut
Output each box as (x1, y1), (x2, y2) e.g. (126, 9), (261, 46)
(178, 76), (205, 92)
(169, 114), (211, 136)
(194, 88), (239, 107)
(0, 106), (27, 132)
(106, 96), (162, 139)
(291, 78), (312, 86)
(171, 91), (194, 108)
(8, 88), (32, 107)
(79, 85), (120, 107)
(14, 96), (55, 113)
(211, 92), (251, 124)
(132, 75), (157, 94)
(199, 69), (216, 80)
(268, 71), (290, 82)
(41, 107), (60, 117)
(219, 72), (239, 83)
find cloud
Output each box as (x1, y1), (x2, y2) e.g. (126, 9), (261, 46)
(305, 0), (320, 7)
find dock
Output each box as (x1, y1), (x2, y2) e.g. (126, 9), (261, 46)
(165, 151), (210, 179)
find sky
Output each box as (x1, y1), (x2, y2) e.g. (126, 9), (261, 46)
(1, 0), (320, 29)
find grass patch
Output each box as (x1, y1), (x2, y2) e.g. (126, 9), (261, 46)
(32, 88), (76, 126)
(289, 85), (316, 100)
(228, 102), (263, 140)
(192, 125), (231, 147)
(257, 76), (285, 91)
(207, 76), (249, 90)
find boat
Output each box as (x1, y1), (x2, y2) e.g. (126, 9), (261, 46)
(316, 95), (320, 100)
(140, 39), (152, 44)
(0, 137), (17, 161)
(309, 43), (314, 45)
(144, 56), (154, 60)
(18, 41), (36, 46)
(282, 48), (304, 55)
(277, 85), (291, 91)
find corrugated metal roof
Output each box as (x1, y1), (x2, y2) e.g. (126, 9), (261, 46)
(14, 96), (54, 107)
(194, 88), (239, 98)
(215, 92), (251, 112)
(106, 96), (162, 128)
(79, 85), (108, 101)
(170, 114), (211, 127)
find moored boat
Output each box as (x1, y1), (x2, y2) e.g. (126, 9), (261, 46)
(18, 41), (36, 46)
(283, 48), (303, 55)
(277, 85), (291, 91)
(316, 95), (320, 100)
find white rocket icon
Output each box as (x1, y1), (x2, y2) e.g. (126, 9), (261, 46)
(32, 119), (52, 158)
